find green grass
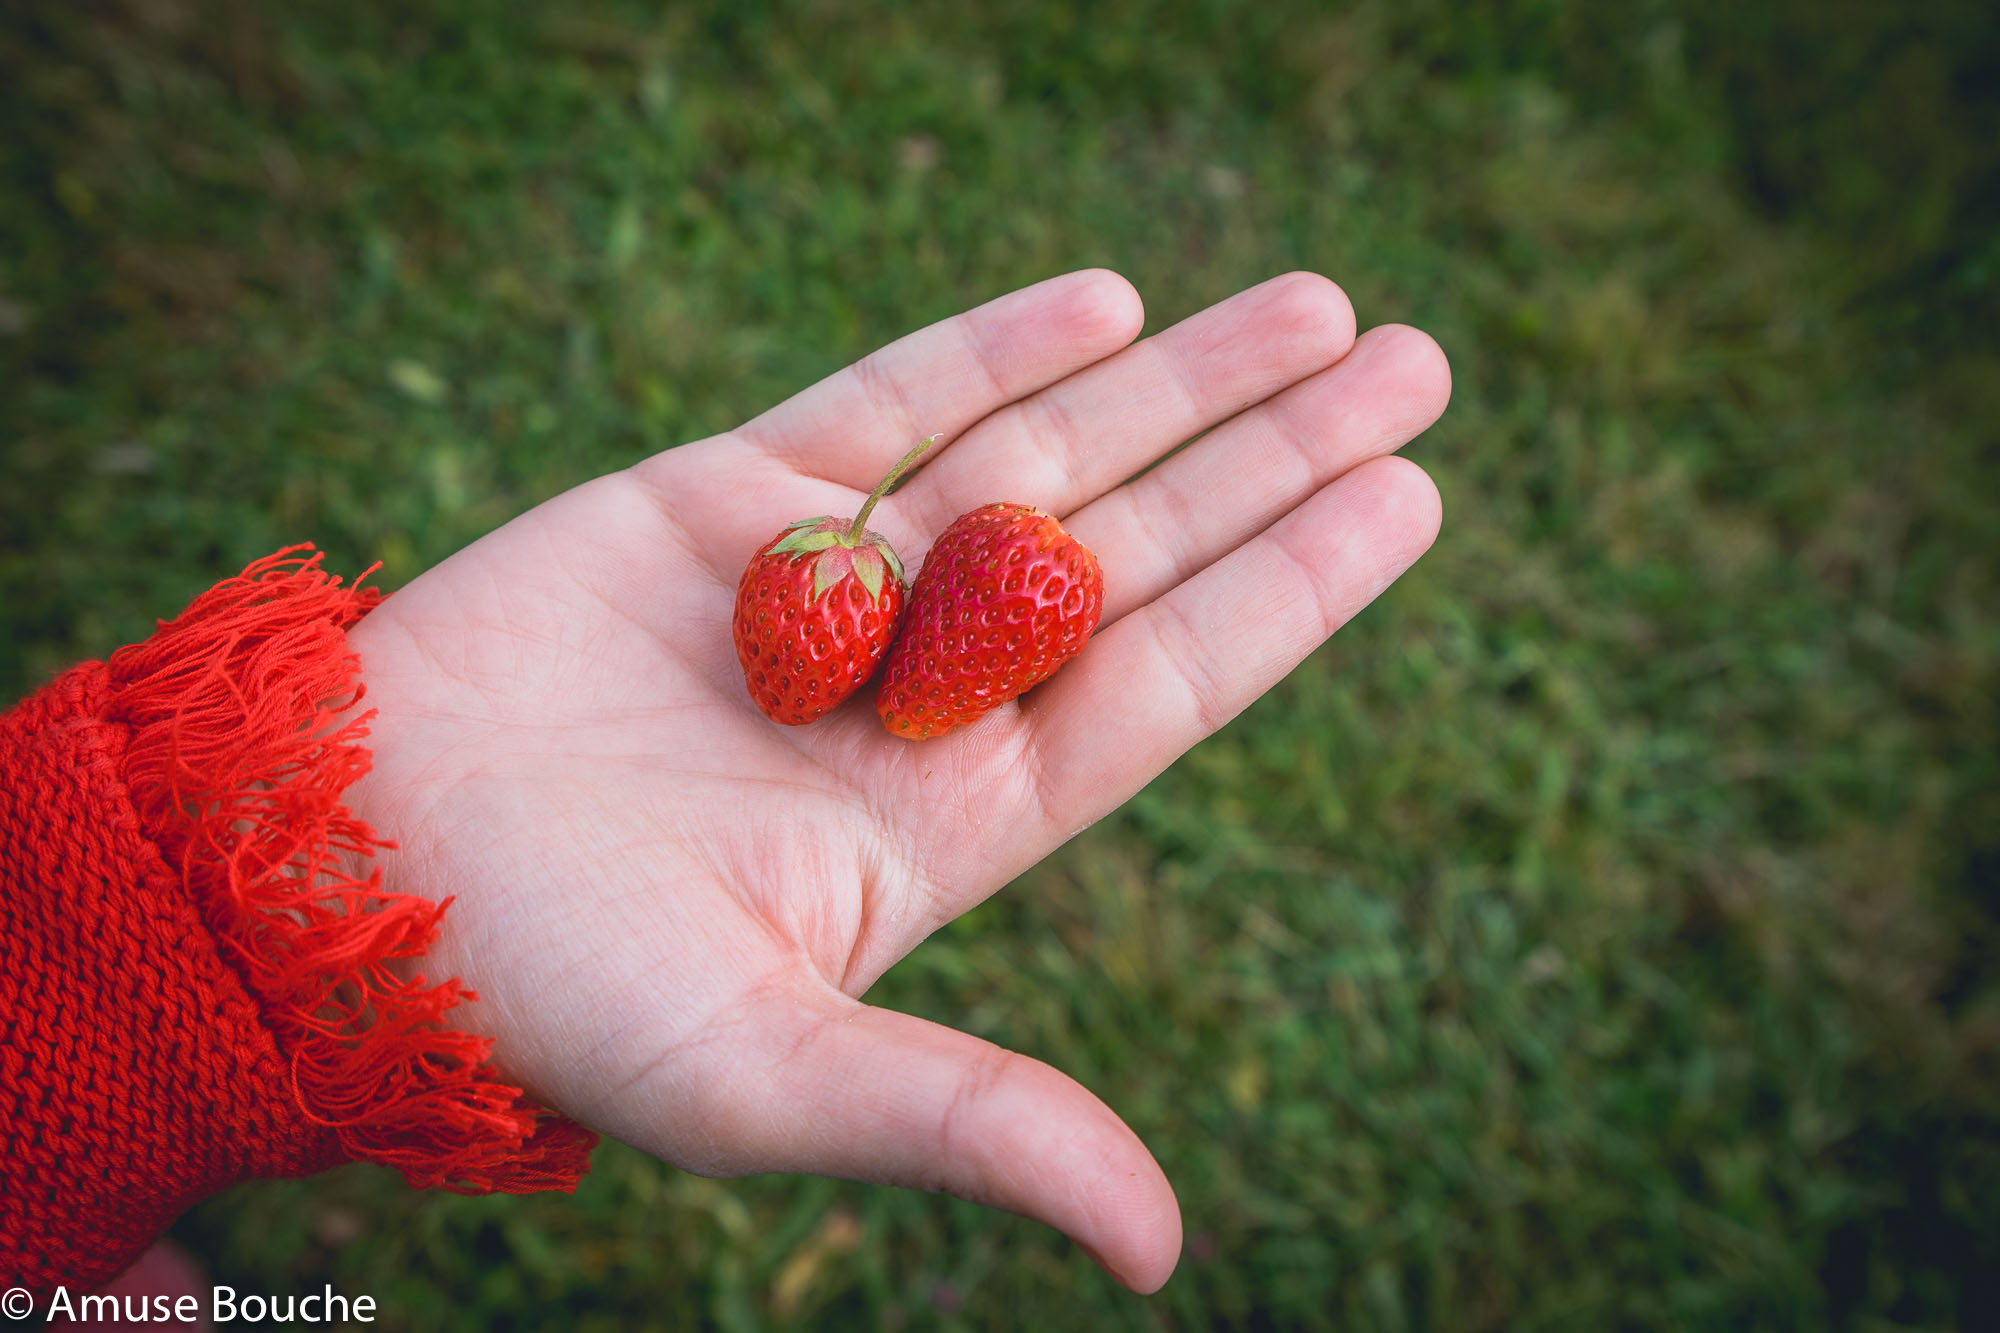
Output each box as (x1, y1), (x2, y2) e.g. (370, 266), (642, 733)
(5, 1), (1997, 1329)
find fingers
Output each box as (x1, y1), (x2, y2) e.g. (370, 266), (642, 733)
(1016, 456), (1442, 840)
(1068, 324), (1451, 624)
(729, 985), (1182, 1293)
(888, 272), (1357, 537)
(737, 270), (1145, 492)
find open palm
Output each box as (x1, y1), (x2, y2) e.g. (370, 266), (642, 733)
(341, 269), (1450, 1292)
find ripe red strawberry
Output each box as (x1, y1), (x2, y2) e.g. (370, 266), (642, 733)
(876, 502), (1104, 739)
(733, 435), (939, 725)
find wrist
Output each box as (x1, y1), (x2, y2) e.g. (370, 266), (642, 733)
(105, 547), (593, 1192)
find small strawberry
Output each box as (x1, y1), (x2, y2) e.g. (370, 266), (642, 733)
(733, 435), (940, 725)
(876, 502), (1104, 739)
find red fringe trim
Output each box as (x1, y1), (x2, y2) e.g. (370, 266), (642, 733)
(105, 545), (595, 1193)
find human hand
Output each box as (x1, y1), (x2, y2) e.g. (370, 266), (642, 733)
(340, 270), (1450, 1291)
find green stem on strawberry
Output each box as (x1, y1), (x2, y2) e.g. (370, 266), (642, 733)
(848, 433), (943, 541)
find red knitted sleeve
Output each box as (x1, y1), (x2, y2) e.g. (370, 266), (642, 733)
(0, 548), (595, 1295)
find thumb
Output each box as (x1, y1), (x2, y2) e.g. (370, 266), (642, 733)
(743, 983), (1182, 1293)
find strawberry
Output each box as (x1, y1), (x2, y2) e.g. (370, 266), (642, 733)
(876, 502), (1104, 739)
(733, 435), (940, 725)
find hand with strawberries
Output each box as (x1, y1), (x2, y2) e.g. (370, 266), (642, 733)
(338, 270), (1451, 1292)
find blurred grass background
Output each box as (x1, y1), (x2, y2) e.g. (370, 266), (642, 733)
(4, 0), (1997, 1328)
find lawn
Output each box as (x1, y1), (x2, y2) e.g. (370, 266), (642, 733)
(4, 1), (1996, 1329)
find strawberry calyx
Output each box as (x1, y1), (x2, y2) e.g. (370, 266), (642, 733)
(760, 432), (942, 606)
(765, 516), (901, 601)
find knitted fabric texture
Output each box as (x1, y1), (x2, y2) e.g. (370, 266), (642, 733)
(1, 548), (595, 1294)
